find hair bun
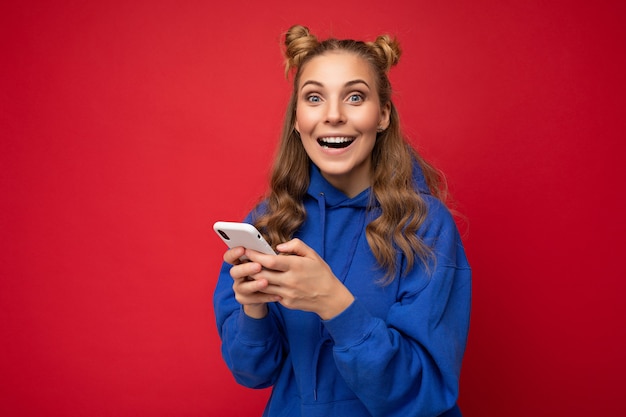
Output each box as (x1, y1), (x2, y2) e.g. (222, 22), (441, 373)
(368, 34), (401, 72)
(283, 25), (319, 77)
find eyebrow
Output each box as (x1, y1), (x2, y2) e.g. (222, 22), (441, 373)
(301, 79), (371, 90)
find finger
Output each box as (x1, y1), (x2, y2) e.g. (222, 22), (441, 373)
(244, 249), (290, 272)
(233, 279), (281, 305)
(234, 289), (280, 305)
(254, 281), (283, 298)
(237, 292), (281, 306)
(275, 238), (313, 258)
(223, 246), (246, 265)
(229, 261), (262, 281)
(235, 276), (269, 294)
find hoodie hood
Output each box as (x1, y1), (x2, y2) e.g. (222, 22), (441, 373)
(306, 164), (372, 209)
(302, 164), (370, 263)
(306, 158), (431, 206)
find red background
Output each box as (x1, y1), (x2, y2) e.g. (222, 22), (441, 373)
(2, 1), (625, 416)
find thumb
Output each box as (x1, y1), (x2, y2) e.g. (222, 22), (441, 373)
(276, 238), (313, 257)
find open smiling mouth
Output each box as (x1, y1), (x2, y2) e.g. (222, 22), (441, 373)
(317, 137), (355, 149)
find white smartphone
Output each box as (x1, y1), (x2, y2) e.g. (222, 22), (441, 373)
(213, 221), (276, 259)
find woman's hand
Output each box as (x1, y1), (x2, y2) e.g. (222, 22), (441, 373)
(224, 246), (280, 319)
(244, 239), (355, 320)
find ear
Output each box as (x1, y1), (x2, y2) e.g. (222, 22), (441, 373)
(379, 102), (391, 130)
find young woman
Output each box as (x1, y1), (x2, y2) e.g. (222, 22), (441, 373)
(214, 24), (471, 417)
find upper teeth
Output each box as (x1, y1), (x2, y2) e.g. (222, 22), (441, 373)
(320, 137), (353, 143)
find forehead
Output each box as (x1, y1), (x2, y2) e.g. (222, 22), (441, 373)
(298, 51), (376, 88)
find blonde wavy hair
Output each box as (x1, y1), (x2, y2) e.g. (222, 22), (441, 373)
(254, 25), (446, 282)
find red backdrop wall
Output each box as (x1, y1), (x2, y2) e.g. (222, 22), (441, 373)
(2, 1), (625, 416)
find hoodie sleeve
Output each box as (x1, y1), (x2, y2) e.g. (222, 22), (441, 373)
(212, 213), (287, 389)
(322, 198), (471, 417)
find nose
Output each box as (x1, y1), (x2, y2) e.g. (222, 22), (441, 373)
(325, 99), (346, 125)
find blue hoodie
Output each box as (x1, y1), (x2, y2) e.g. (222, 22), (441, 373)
(213, 163), (471, 417)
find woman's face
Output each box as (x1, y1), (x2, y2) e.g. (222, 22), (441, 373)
(295, 51), (390, 197)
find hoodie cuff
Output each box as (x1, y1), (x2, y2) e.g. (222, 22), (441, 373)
(322, 298), (376, 349)
(236, 306), (275, 344)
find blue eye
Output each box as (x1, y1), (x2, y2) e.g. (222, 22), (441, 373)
(307, 95), (321, 103)
(348, 94), (363, 103)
